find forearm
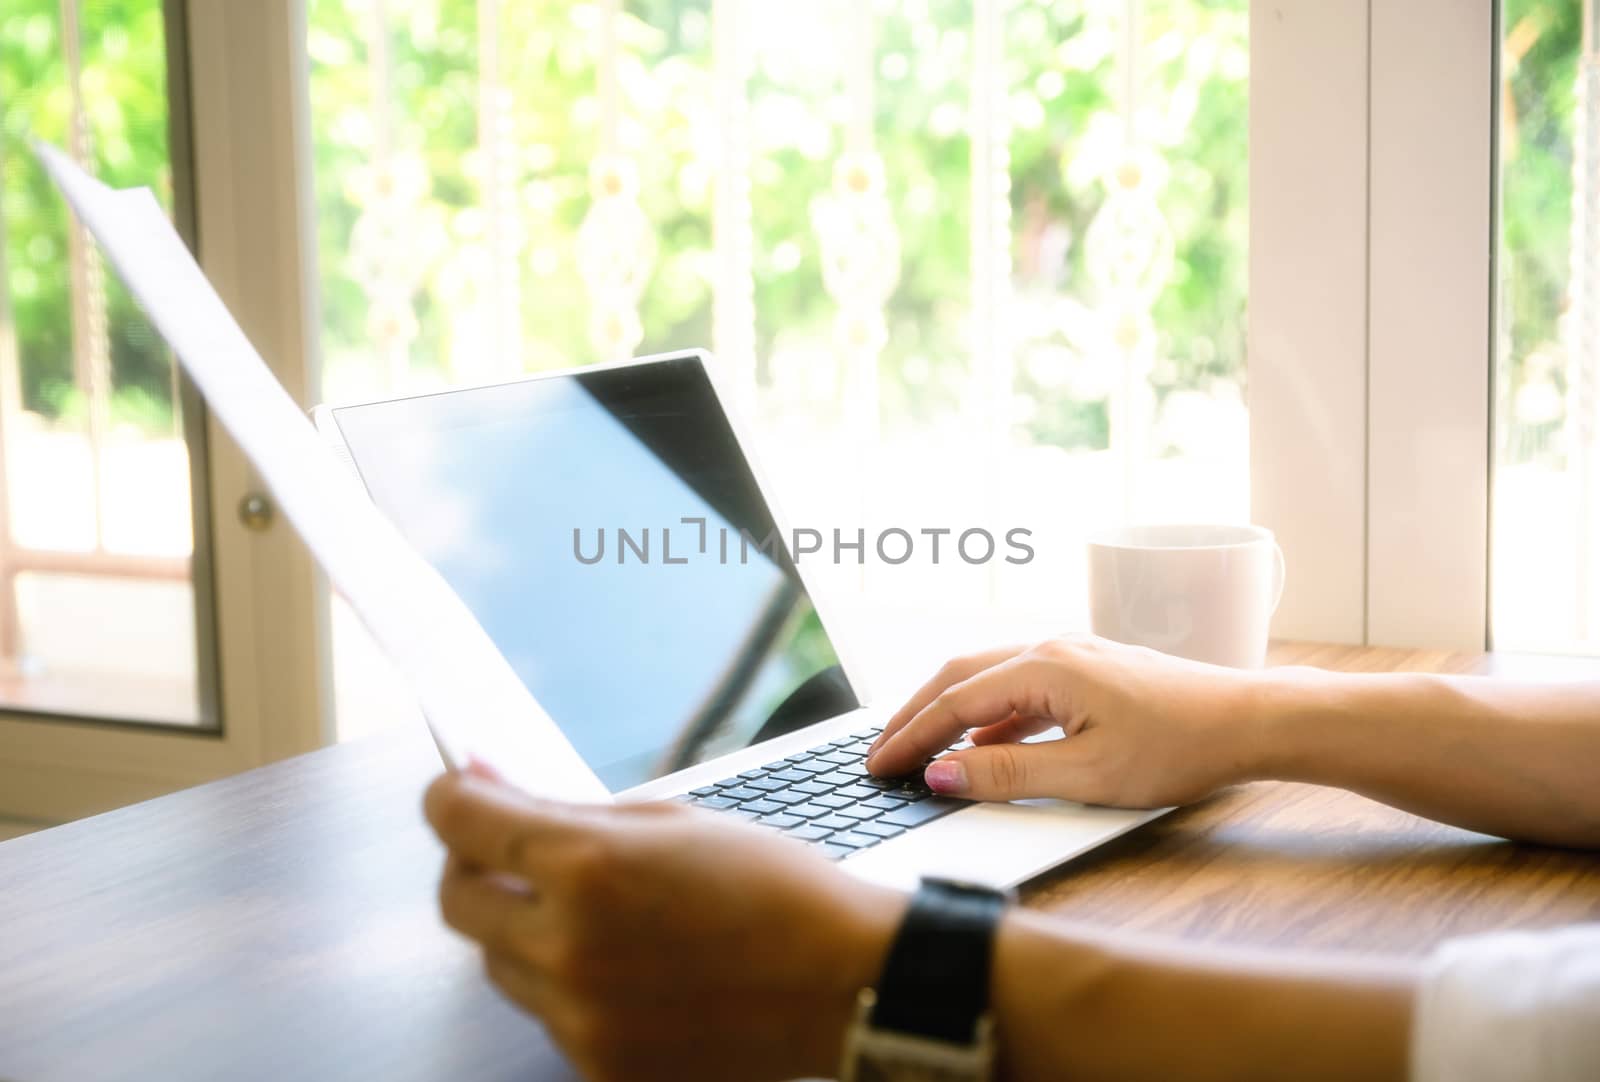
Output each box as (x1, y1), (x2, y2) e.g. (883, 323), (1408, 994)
(992, 909), (1413, 1082)
(1249, 669), (1600, 847)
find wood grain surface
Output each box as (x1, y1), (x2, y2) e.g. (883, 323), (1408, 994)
(1022, 643), (1600, 952)
(1, 642), (1597, 1081)
(0, 727), (575, 1082)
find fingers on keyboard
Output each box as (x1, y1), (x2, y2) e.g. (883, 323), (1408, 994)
(691, 724), (956, 857)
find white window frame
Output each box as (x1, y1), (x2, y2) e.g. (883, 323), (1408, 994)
(1254, 0), (1495, 651)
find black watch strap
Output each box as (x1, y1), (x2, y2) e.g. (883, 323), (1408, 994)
(868, 878), (1009, 1045)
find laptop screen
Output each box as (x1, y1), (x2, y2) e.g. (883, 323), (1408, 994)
(330, 354), (860, 791)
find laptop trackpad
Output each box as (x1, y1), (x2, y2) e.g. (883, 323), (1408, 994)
(840, 800), (1170, 891)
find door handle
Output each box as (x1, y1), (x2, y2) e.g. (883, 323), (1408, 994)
(238, 492), (274, 532)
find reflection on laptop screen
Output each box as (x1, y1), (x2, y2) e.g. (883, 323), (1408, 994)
(331, 355), (860, 791)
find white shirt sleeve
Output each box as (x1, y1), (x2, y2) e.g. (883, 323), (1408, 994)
(1412, 924), (1600, 1082)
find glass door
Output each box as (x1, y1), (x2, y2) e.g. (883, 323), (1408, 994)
(0, 0), (217, 730)
(0, 0), (325, 828)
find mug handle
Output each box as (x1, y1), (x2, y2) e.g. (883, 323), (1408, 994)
(1271, 541), (1287, 615)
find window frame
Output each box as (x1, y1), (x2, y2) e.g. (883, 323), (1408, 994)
(1254, 0), (1497, 651)
(1366, 0), (1495, 651)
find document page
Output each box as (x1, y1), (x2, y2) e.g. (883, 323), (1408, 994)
(36, 143), (609, 803)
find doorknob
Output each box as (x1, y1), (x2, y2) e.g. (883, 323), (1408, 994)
(238, 492), (275, 532)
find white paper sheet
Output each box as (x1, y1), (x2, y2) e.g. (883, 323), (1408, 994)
(36, 142), (609, 803)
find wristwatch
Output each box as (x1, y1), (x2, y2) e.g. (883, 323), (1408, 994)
(839, 877), (1012, 1082)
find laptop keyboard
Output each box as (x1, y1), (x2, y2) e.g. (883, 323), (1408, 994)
(679, 725), (968, 861)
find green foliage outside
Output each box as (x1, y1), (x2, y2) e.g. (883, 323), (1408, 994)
(1500, 0), (1582, 465)
(306, 0), (1248, 451)
(0, 0), (174, 431)
(0, 0), (1583, 466)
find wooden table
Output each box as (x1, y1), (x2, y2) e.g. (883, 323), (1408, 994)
(2, 644), (1598, 1081)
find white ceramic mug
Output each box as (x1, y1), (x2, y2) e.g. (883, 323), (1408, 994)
(1087, 523), (1286, 669)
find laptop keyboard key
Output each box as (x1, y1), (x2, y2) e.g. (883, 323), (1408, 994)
(816, 771), (855, 787)
(812, 814), (856, 831)
(814, 794), (853, 809)
(786, 824), (833, 842)
(758, 813), (803, 830)
(879, 797), (966, 828)
(768, 790), (810, 806)
(816, 843), (853, 861)
(690, 786), (720, 797)
(832, 831), (879, 849)
(720, 786), (762, 802)
(739, 798), (783, 816)
(786, 803), (830, 819)
(862, 795), (907, 811)
(793, 780), (832, 796)
(856, 821), (906, 839)
(837, 805), (882, 821)
(737, 769), (766, 781)
(746, 778), (787, 792)
(835, 784), (877, 801)
(769, 769), (811, 784)
(694, 796), (738, 810)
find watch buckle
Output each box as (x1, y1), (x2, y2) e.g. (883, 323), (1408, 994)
(840, 988), (998, 1082)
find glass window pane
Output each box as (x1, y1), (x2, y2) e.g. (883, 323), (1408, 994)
(1494, 0), (1600, 654)
(307, 0), (1249, 738)
(0, 0), (214, 725)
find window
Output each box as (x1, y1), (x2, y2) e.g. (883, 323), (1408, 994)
(1494, 0), (1600, 655)
(3, 1), (1559, 821)
(306, 0), (1249, 736)
(0, 0), (217, 726)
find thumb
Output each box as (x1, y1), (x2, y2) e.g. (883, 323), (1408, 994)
(924, 738), (1097, 802)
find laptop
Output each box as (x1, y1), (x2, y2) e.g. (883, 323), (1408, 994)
(35, 148), (1161, 888)
(315, 350), (1164, 889)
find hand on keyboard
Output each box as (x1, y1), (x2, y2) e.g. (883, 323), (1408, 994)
(865, 634), (1260, 807)
(681, 725), (967, 860)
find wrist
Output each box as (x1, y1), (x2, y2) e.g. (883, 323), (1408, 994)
(804, 882), (909, 1077)
(1200, 666), (1293, 786)
(990, 909), (1111, 1081)
(1245, 664), (1341, 782)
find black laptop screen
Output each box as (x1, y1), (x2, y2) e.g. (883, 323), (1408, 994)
(331, 355), (860, 791)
